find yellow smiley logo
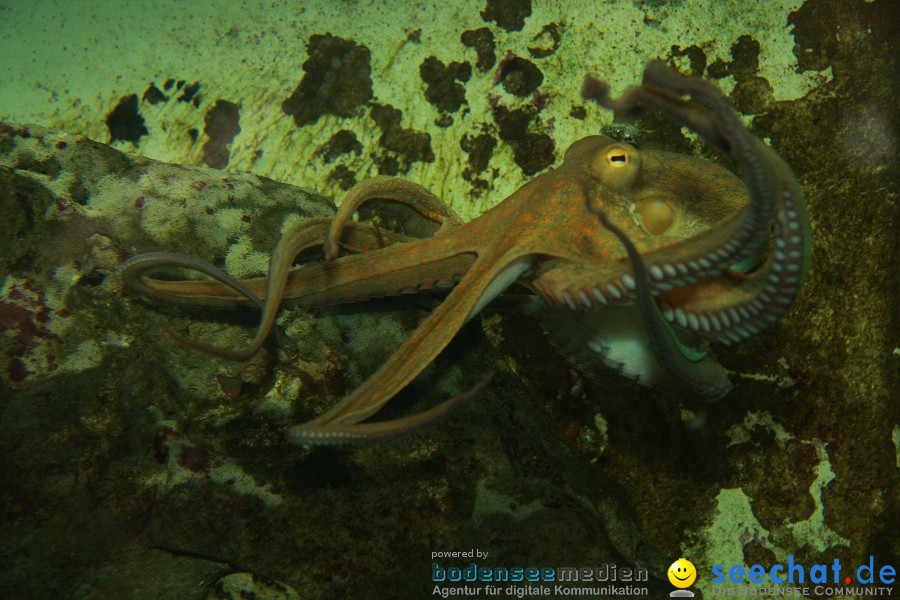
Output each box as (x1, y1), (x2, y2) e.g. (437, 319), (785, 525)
(668, 558), (697, 588)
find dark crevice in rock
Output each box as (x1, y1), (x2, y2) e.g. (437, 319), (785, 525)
(513, 132), (554, 176)
(668, 44), (707, 77)
(282, 34), (373, 127)
(201, 100), (241, 169)
(316, 130), (362, 164)
(704, 35), (774, 114)
(492, 105), (535, 142)
(373, 154), (399, 176)
(369, 103), (434, 173)
(480, 0), (532, 32)
(528, 23), (561, 59)
(142, 83), (167, 105)
(491, 105), (554, 175)
(177, 81), (201, 104)
(461, 27), (496, 71)
(327, 164), (358, 191)
(106, 94), (148, 145)
(419, 57), (472, 113)
(460, 133), (496, 175)
(76, 270), (105, 287)
(434, 114), (454, 128)
(461, 132), (497, 191)
(498, 56), (543, 96)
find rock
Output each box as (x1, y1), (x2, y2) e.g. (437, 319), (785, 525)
(206, 572), (301, 600)
(1, 124), (656, 598)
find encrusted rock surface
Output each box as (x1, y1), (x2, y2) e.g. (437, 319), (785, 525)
(0, 124), (666, 598)
(1, 0), (897, 598)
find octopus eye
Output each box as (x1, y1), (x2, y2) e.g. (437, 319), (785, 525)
(635, 196), (676, 235)
(587, 142), (641, 192)
(607, 148), (628, 164)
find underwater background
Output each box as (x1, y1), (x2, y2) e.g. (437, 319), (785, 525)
(0, 1), (896, 598)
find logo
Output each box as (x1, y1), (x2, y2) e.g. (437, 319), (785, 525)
(668, 558), (697, 597)
(709, 555), (896, 596)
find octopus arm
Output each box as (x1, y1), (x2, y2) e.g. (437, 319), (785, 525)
(324, 176), (464, 261)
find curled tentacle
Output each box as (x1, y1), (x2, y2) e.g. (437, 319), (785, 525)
(285, 372), (493, 445)
(324, 176), (464, 261)
(121, 219), (478, 361)
(118, 251), (286, 355)
(119, 219), (349, 360)
(288, 253), (531, 440)
(119, 251), (266, 311)
(584, 188), (732, 398)
(582, 61), (811, 348)
(584, 60), (774, 270)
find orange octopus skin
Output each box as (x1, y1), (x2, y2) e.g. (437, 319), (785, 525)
(119, 61), (811, 445)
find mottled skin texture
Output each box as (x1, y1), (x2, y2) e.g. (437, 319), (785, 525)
(118, 62), (811, 445)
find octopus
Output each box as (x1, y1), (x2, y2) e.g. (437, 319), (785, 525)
(119, 61), (811, 445)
